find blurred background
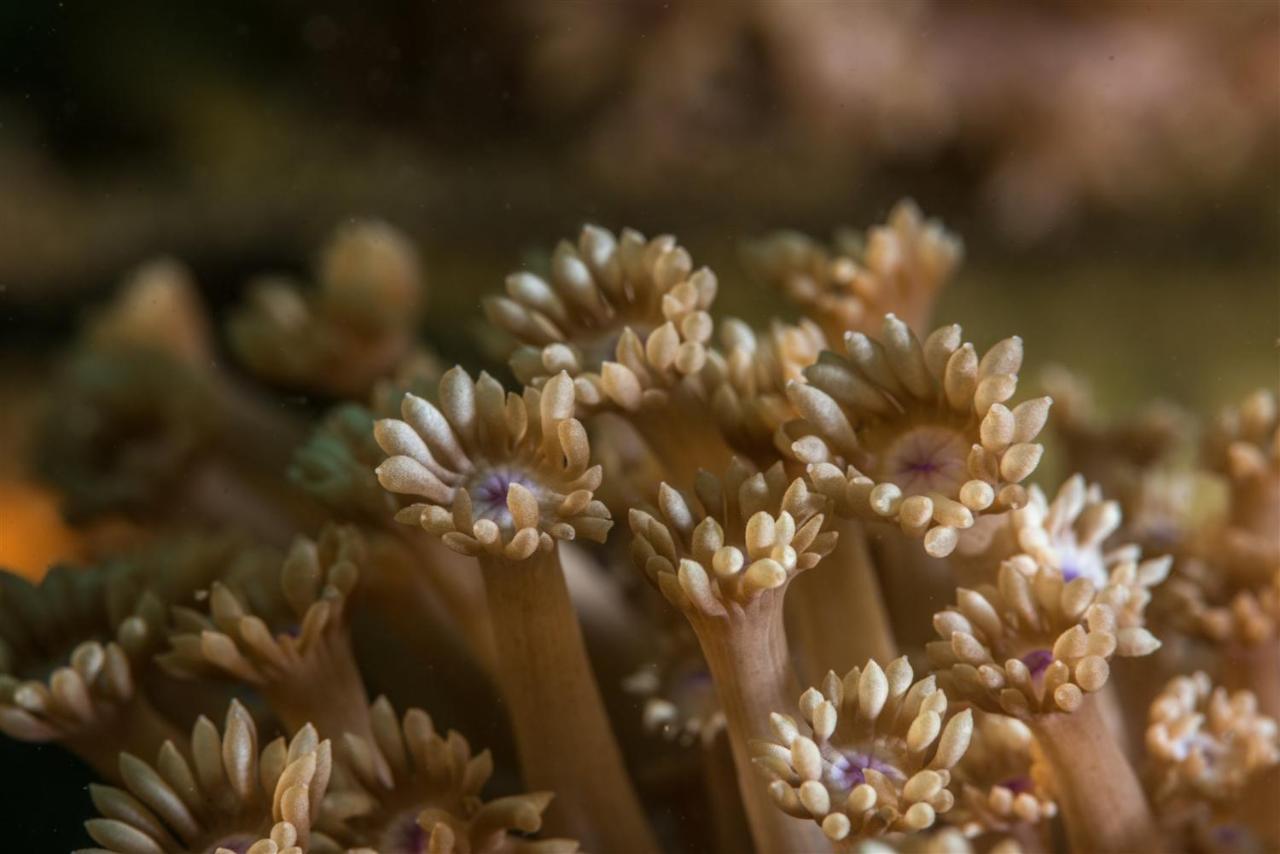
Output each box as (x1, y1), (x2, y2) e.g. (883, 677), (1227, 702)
(1, 5), (1277, 568)
(3, 0), (1278, 572)
(0, 1), (1276, 844)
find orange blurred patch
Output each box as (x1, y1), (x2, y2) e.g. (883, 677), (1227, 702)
(0, 480), (83, 580)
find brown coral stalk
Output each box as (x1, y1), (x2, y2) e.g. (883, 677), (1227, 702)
(1029, 695), (1158, 854)
(788, 518), (896, 682)
(692, 598), (831, 854)
(627, 400), (736, 490)
(382, 527), (498, 674)
(478, 549), (657, 854)
(264, 625), (375, 745)
(1224, 638), (1280, 719)
(704, 729), (754, 854)
(63, 693), (182, 782)
(183, 461), (303, 549)
(875, 533), (956, 650)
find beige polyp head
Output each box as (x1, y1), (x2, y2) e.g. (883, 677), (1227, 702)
(318, 219), (425, 330)
(949, 711), (1057, 835)
(83, 699), (333, 853)
(743, 199), (962, 342)
(752, 656), (973, 842)
(1202, 387), (1280, 570)
(628, 458), (837, 616)
(709, 318), (827, 460)
(0, 565), (166, 746)
(157, 526), (362, 687)
(791, 314), (1051, 557)
(484, 224), (717, 411)
(321, 696), (578, 853)
(927, 556), (1163, 719)
(374, 367), (612, 560)
(961, 473), (1141, 590)
(1146, 671), (1279, 807)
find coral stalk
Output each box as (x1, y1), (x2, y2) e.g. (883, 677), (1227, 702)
(1029, 695), (1158, 853)
(62, 692), (182, 782)
(477, 549), (656, 853)
(1225, 638), (1280, 720)
(788, 517), (896, 682)
(694, 596), (829, 853)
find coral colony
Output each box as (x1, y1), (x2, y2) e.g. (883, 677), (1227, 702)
(5, 205), (1276, 853)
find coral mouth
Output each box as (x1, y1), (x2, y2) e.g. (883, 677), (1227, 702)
(880, 425), (970, 497)
(830, 749), (905, 789)
(470, 467), (539, 530)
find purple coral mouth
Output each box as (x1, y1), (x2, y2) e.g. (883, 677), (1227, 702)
(883, 426), (970, 496)
(1020, 648), (1054, 680)
(471, 467), (537, 524)
(831, 750), (904, 789)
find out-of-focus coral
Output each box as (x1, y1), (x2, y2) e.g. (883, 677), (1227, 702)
(744, 200), (962, 341)
(230, 220), (426, 399)
(513, 1), (1278, 238)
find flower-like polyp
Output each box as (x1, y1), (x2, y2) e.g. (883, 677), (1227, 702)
(929, 555), (1166, 853)
(1147, 672), (1278, 807)
(374, 368), (612, 560)
(1170, 388), (1280, 654)
(743, 199), (963, 341)
(959, 472), (1138, 590)
(159, 526), (370, 742)
(484, 224), (716, 410)
(752, 656), (973, 844)
(629, 458), (838, 853)
(1003, 474), (1132, 587)
(229, 220), (424, 398)
(1146, 672), (1280, 851)
(948, 711), (1057, 836)
(928, 555), (1164, 718)
(0, 565), (180, 779)
(795, 315), (1050, 558)
(709, 318), (827, 462)
(322, 697), (579, 853)
(375, 367), (650, 852)
(1203, 387), (1279, 553)
(629, 459), (837, 615)
(81, 699), (334, 854)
